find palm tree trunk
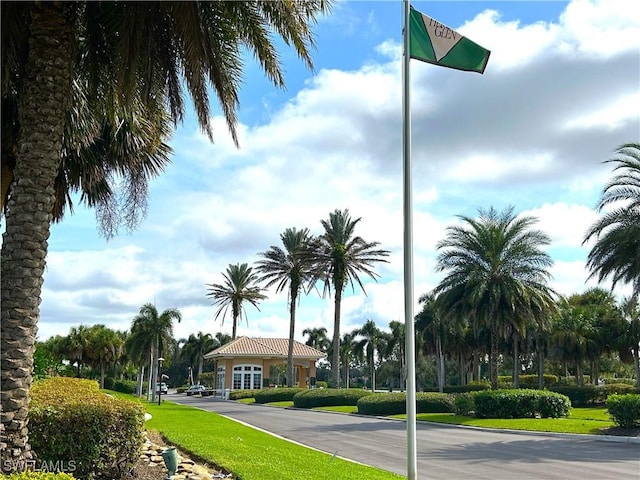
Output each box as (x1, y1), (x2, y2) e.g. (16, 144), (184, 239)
(512, 332), (520, 388)
(287, 290), (297, 388)
(137, 366), (144, 397)
(331, 289), (342, 388)
(537, 342), (545, 390)
(0, 3), (75, 465)
(634, 349), (640, 388)
(490, 327), (499, 390)
(436, 335), (444, 393)
(147, 350), (154, 401)
(197, 355), (204, 379)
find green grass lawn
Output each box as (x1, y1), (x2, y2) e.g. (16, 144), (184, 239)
(114, 393), (402, 480)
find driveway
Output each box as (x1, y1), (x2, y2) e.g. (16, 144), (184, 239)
(166, 394), (640, 479)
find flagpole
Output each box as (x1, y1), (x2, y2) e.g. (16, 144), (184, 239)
(402, 0), (418, 479)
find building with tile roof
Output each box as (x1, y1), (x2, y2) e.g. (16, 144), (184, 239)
(203, 336), (326, 391)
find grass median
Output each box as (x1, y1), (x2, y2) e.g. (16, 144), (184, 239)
(138, 397), (403, 480)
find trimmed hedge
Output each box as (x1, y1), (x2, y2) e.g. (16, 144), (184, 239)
(497, 374), (559, 388)
(549, 384), (640, 407)
(30, 377), (145, 480)
(607, 394), (640, 428)
(254, 387), (306, 403)
(229, 389), (256, 400)
(293, 388), (372, 408)
(472, 389), (570, 419)
(356, 392), (456, 416)
(423, 384), (489, 394)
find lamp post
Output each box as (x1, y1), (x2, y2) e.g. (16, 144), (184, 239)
(157, 357), (165, 406)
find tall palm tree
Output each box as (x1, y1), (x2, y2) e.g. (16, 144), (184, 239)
(584, 142), (640, 300)
(434, 206), (558, 390)
(130, 303), (181, 401)
(1, 1), (329, 461)
(256, 227), (314, 387)
(308, 209), (390, 388)
(65, 325), (92, 378)
(180, 332), (217, 381)
(206, 263), (266, 340)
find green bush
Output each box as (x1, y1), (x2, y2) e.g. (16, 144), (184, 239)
(30, 377), (145, 480)
(472, 389), (570, 419)
(606, 394), (640, 428)
(198, 372), (214, 387)
(497, 374), (559, 388)
(315, 381), (328, 389)
(254, 387), (306, 403)
(356, 392), (455, 416)
(603, 383), (639, 396)
(176, 385), (188, 394)
(229, 389), (256, 400)
(549, 385), (601, 406)
(111, 379), (137, 394)
(423, 384), (489, 393)
(5, 473), (75, 480)
(454, 393), (474, 415)
(602, 377), (635, 386)
(293, 388), (373, 408)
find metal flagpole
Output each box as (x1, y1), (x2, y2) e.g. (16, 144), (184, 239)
(402, 0), (418, 478)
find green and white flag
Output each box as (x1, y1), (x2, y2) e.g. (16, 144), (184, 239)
(409, 6), (490, 74)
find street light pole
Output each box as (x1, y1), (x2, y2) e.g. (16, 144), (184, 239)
(157, 357), (164, 406)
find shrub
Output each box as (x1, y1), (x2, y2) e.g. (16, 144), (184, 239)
(454, 393), (474, 415)
(607, 394), (640, 428)
(5, 473), (75, 480)
(176, 385), (188, 394)
(198, 372), (214, 387)
(229, 389), (256, 400)
(472, 389), (570, 419)
(356, 392), (455, 416)
(423, 384), (489, 394)
(30, 377), (145, 480)
(315, 381), (328, 389)
(603, 383), (639, 396)
(549, 385), (601, 406)
(293, 388), (373, 409)
(111, 379), (137, 394)
(254, 387), (306, 403)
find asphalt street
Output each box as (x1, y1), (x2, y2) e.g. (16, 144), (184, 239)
(166, 393), (640, 480)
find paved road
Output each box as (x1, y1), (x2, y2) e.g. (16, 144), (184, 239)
(167, 394), (640, 479)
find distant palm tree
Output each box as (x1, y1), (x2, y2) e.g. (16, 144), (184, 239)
(584, 142), (640, 301)
(353, 320), (388, 391)
(85, 325), (124, 389)
(434, 206), (557, 390)
(340, 331), (360, 388)
(302, 327), (330, 352)
(66, 325), (91, 378)
(416, 293), (446, 392)
(617, 297), (640, 387)
(180, 332), (217, 381)
(308, 209), (390, 388)
(386, 321), (406, 391)
(206, 263), (266, 340)
(130, 303), (181, 401)
(256, 227), (314, 387)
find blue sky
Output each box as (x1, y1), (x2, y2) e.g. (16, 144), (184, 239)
(33, 0), (639, 344)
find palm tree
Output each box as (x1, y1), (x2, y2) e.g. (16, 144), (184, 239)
(206, 263), (266, 340)
(85, 325), (124, 389)
(256, 227), (314, 387)
(130, 303), (182, 401)
(308, 209), (390, 388)
(416, 293), (446, 392)
(340, 331), (360, 388)
(584, 143), (640, 300)
(65, 325), (92, 378)
(302, 327), (330, 352)
(386, 321), (406, 391)
(353, 320), (388, 391)
(434, 206), (558, 390)
(617, 297), (640, 387)
(180, 332), (217, 381)
(1, 1), (329, 461)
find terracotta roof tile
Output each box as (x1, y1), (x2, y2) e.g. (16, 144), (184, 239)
(203, 336), (326, 360)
